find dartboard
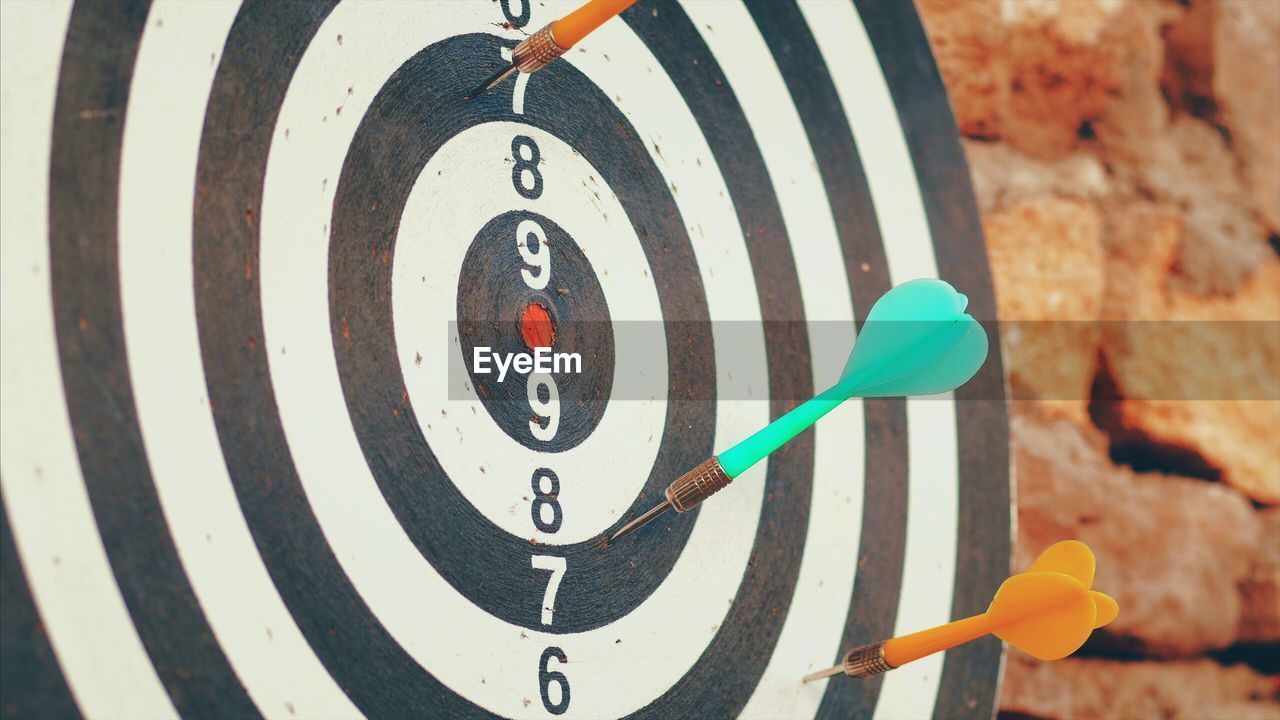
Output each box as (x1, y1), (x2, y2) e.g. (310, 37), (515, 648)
(0, 1), (1010, 718)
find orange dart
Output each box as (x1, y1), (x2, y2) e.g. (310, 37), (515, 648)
(466, 0), (640, 99)
(803, 540), (1119, 682)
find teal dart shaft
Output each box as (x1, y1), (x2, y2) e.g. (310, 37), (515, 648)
(607, 386), (847, 545)
(718, 385), (845, 477)
(607, 278), (989, 547)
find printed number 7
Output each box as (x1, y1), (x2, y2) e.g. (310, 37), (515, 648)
(531, 555), (565, 625)
(499, 46), (530, 115)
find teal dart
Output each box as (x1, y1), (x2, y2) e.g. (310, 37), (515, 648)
(607, 278), (990, 546)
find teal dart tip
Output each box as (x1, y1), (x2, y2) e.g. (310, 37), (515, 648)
(607, 499), (672, 546)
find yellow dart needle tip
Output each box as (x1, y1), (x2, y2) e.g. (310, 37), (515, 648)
(607, 499), (671, 545)
(465, 63), (519, 100)
(802, 665), (844, 683)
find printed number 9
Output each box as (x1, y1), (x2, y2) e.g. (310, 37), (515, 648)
(500, 0), (530, 28)
(516, 218), (550, 290)
(527, 373), (559, 442)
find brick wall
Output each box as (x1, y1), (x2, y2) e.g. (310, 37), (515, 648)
(916, 1), (1280, 717)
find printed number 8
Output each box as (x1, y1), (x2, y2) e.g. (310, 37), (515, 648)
(511, 135), (543, 200)
(530, 468), (562, 533)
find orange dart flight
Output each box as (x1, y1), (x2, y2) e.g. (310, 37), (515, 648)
(804, 540), (1119, 682)
(467, 0), (640, 99)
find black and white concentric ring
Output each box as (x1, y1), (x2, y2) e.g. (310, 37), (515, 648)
(0, 1), (1009, 719)
(255, 4), (792, 715)
(331, 37), (717, 632)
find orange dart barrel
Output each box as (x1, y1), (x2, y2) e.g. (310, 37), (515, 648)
(553, 0), (639, 48)
(812, 541), (1119, 682)
(882, 614), (994, 668)
(882, 572), (1099, 668)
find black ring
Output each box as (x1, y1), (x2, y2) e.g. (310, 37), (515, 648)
(329, 31), (712, 633)
(851, 2), (1011, 717)
(18, 0), (1008, 717)
(190, 1), (806, 713)
(739, 1), (910, 716)
(46, 1), (258, 715)
(455, 210), (615, 453)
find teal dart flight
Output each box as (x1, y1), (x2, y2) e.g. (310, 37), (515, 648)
(607, 278), (989, 545)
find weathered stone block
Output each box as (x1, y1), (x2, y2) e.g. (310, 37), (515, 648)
(986, 199), (1105, 425)
(918, 0), (1130, 158)
(1215, 0), (1280, 234)
(1100, 204), (1280, 505)
(1013, 410), (1268, 655)
(1000, 654), (1280, 720)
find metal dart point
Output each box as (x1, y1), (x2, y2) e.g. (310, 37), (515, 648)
(607, 457), (734, 545)
(607, 499), (672, 545)
(465, 64), (520, 100)
(465, 23), (567, 100)
(802, 642), (892, 683)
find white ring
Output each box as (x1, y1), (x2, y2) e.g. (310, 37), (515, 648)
(799, 2), (960, 718)
(667, 3), (866, 717)
(259, 2), (770, 716)
(0, 1), (971, 718)
(116, 1), (362, 716)
(0, 2), (176, 717)
(393, 122), (668, 544)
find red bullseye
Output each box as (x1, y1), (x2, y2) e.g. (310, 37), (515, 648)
(520, 301), (555, 349)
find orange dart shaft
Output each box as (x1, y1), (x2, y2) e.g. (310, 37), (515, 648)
(808, 543), (1118, 683)
(882, 613), (995, 668)
(552, 0), (639, 48)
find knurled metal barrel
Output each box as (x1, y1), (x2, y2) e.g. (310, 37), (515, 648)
(664, 457), (733, 513)
(512, 24), (567, 74)
(842, 642), (892, 678)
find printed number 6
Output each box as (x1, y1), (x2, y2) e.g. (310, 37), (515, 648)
(539, 646), (570, 715)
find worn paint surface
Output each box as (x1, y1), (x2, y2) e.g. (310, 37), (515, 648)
(0, 1), (1008, 719)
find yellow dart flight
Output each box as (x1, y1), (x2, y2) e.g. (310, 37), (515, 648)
(805, 540), (1119, 682)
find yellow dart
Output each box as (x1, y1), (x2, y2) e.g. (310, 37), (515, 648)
(803, 540), (1119, 682)
(466, 0), (640, 99)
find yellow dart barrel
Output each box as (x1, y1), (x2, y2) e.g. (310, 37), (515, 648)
(552, 0), (639, 48)
(820, 542), (1119, 680)
(881, 614), (994, 668)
